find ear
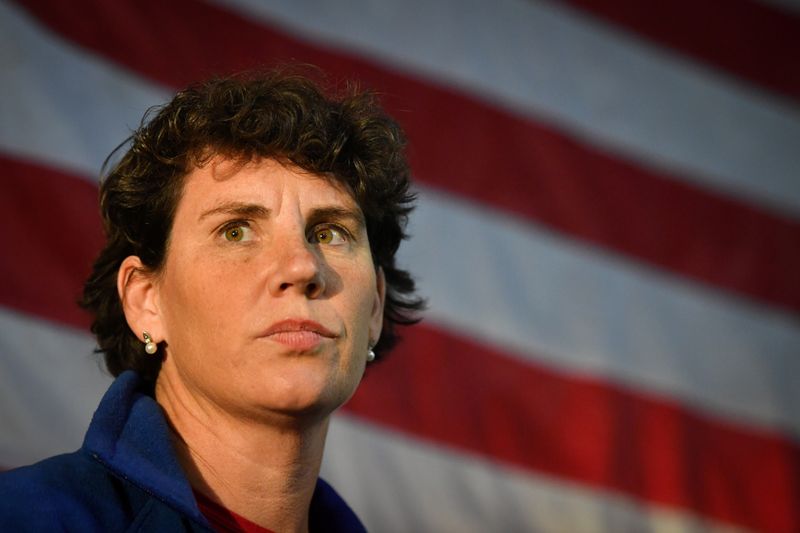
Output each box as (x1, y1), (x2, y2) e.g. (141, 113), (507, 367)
(368, 267), (387, 346)
(118, 256), (165, 343)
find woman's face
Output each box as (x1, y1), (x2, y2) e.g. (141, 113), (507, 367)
(151, 158), (385, 423)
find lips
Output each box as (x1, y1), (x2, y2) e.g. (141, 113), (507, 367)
(263, 319), (337, 337)
(261, 319), (337, 350)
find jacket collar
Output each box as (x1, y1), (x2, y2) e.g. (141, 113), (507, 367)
(82, 371), (209, 525)
(81, 371), (365, 532)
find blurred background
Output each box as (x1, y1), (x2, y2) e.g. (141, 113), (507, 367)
(1, 0), (799, 531)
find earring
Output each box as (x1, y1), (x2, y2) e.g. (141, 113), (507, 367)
(367, 347), (376, 362)
(143, 332), (158, 355)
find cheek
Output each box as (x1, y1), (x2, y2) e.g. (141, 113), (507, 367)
(340, 266), (379, 339)
(159, 257), (252, 347)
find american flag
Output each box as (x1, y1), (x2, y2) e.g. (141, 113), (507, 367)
(1, 1), (799, 531)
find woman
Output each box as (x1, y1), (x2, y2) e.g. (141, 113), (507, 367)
(0, 69), (422, 532)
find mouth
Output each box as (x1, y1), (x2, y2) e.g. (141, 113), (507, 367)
(261, 319), (338, 350)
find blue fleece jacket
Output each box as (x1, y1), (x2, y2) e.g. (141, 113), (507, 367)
(0, 371), (366, 532)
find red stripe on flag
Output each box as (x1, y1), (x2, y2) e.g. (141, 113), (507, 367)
(348, 324), (800, 532)
(2, 153), (798, 531)
(14, 0), (800, 316)
(559, 0), (800, 101)
(0, 154), (101, 328)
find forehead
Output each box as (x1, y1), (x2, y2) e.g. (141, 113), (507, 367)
(177, 157), (358, 214)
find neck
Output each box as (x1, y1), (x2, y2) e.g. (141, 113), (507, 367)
(155, 372), (329, 533)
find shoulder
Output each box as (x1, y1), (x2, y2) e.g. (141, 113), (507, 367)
(0, 451), (98, 505)
(0, 451), (145, 531)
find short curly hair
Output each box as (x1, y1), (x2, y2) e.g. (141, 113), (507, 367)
(81, 68), (423, 383)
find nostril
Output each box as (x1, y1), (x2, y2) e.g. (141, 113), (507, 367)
(277, 281), (320, 295)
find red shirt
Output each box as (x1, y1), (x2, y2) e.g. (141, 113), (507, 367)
(194, 490), (276, 533)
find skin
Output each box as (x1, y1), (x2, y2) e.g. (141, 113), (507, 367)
(118, 157), (385, 532)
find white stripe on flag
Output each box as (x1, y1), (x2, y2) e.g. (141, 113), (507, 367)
(323, 414), (746, 533)
(0, 1), (171, 178)
(210, 0), (800, 216)
(408, 188), (800, 435)
(0, 307), (109, 467)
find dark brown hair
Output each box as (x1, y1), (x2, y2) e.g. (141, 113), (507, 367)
(81, 68), (423, 383)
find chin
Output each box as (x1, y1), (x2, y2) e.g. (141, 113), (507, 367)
(251, 365), (361, 420)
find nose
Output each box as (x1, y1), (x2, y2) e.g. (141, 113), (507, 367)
(267, 236), (325, 299)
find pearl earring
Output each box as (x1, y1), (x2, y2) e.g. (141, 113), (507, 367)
(143, 332), (157, 355)
(367, 347), (376, 362)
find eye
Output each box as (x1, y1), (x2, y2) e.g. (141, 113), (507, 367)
(311, 225), (347, 245)
(223, 224), (252, 242)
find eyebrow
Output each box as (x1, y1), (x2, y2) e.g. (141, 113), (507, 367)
(307, 206), (366, 229)
(198, 201), (365, 228)
(198, 201), (271, 221)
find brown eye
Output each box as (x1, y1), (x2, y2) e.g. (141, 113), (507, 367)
(224, 225), (250, 242)
(316, 228), (333, 244)
(312, 226), (346, 245)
